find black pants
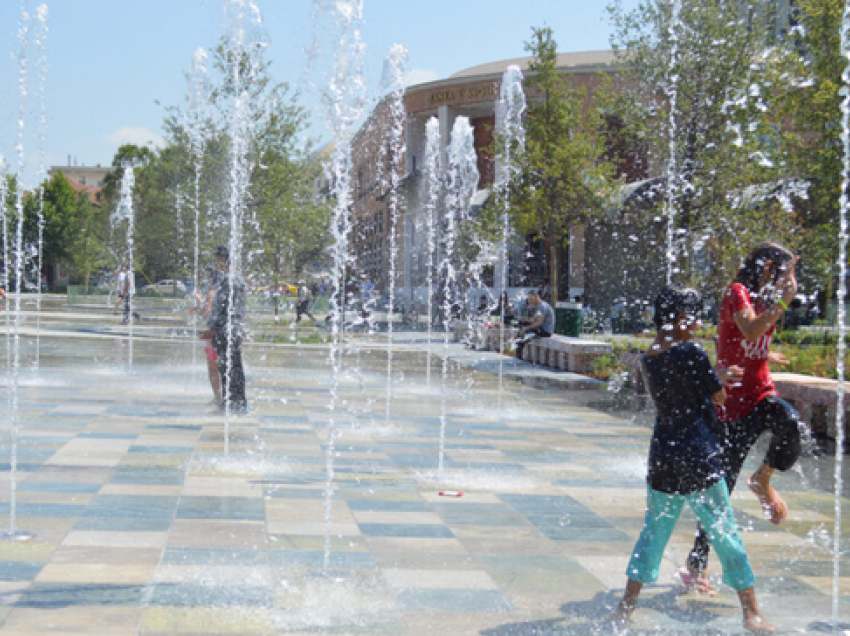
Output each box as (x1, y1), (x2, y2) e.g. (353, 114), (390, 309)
(121, 295), (139, 324)
(213, 332), (247, 410)
(515, 328), (551, 359)
(296, 300), (314, 322)
(688, 395), (802, 572)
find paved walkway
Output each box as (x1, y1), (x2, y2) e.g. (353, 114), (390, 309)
(0, 313), (845, 634)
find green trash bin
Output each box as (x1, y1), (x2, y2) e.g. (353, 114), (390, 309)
(555, 302), (582, 337)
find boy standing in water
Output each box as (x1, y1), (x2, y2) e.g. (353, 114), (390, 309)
(610, 287), (774, 634)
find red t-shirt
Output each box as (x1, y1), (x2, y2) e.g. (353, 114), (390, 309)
(716, 282), (776, 421)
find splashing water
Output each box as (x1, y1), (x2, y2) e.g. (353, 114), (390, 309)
(438, 117), (478, 477)
(32, 4), (47, 373)
(833, 3), (850, 626)
(422, 118), (442, 387)
(186, 46), (209, 379)
(112, 166), (137, 369)
(0, 156), (9, 378)
(310, 0), (367, 574)
(380, 43), (408, 423)
(222, 0), (265, 442)
(494, 66), (526, 407)
(2, 2), (34, 542)
(664, 0), (682, 284)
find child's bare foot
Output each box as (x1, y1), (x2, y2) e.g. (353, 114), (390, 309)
(743, 614), (776, 634)
(748, 467), (787, 525)
(606, 602), (633, 627)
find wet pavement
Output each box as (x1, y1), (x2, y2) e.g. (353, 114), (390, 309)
(0, 301), (846, 634)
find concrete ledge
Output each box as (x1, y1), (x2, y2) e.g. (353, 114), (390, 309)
(773, 373), (848, 440)
(451, 321), (611, 374)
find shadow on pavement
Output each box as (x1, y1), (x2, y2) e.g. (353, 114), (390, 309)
(482, 587), (739, 635)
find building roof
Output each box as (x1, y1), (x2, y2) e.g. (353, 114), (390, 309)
(48, 165), (111, 176)
(67, 179), (101, 204)
(448, 50), (617, 81)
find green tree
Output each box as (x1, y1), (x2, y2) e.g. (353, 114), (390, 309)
(776, 0), (845, 302)
(247, 103), (331, 315)
(66, 193), (108, 291)
(608, 0), (802, 295)
(510, 27), (614, 304)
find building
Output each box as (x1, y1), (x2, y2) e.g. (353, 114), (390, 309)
(349, 50), (647, 310)
(47, 163), (110, 191)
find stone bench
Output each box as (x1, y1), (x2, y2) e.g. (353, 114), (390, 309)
(450, 320), (612, 374)
(520, 334), (612, 374)
(772, 373), (848, 441)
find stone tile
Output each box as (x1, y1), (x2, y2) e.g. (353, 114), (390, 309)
(365, 537), (468, 555)
(395, 588), (513, 612)
(382, 568), (498, 590)
(139, 606), (274, 634)
(35, 563), (157, 584)
(166, 520), (267, 550)
(1, 606), (145, 635)
(50, 546), (162, 565)
(350, 511), (444, 525)
(62, 531), (169, 549)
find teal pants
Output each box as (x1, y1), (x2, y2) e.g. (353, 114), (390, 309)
(626, 480), (754, 591)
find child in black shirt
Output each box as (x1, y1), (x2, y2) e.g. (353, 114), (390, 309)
(609, 287), (775, 634)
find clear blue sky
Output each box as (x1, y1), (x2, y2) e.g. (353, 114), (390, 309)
(0, 0), (639, 186)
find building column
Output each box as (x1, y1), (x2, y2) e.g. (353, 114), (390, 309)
(568, 224), (586, 301)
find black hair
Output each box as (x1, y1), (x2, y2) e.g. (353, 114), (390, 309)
(733, 242), (794, 294)
(653, 286), (704, 330)
(214, 245), (230, 261)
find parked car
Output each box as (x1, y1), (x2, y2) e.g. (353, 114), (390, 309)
(141, 279), (188, 295)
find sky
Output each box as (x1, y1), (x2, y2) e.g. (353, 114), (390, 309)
(0, 0), (640, 186)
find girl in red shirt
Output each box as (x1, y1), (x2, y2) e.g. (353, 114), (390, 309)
(682, 242), (804, 596)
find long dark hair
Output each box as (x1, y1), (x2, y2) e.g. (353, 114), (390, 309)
(733, 242), (794, 294)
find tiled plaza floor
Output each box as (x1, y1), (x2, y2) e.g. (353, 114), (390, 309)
(0, 311), (846, 634)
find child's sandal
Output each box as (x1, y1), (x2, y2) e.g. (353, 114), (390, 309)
(677, 567), (717, 596)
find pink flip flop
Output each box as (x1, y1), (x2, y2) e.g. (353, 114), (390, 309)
(747, 477), (787, 525)
(677, 567), (717, 597)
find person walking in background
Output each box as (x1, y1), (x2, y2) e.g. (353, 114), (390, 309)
(118, 264), (137, 325)
(189, 265), (222, 407)
(610, 287), (775, 634)
(683, 242), (804, 596)
(296, 280), (315, 323)
(113, 264), (128, 316)
(199, 246), (248, 414)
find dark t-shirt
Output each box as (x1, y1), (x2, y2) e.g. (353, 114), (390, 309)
(641, 342), (725, 495)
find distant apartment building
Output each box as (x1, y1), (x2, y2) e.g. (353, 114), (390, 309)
(48, 163), (111, 205)
(47, 163), (111, 188)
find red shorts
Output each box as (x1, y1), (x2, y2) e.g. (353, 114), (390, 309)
(204, 340), (217, 362)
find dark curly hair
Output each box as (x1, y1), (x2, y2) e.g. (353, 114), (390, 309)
(733, 242), (794, 294)
(653, 286), (704, 330)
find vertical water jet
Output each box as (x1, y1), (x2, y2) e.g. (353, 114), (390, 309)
(422, 118), (442, 388)
(438, 117), (478, 476)
(494, 66), (525, 407)
(380, 43), (408, 422)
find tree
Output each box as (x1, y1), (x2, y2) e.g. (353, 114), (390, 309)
(776, 0), (845, 303)
(608, 0), (802, 295)
(509, 27), (614, 304)
(66, 193), (108, 291)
